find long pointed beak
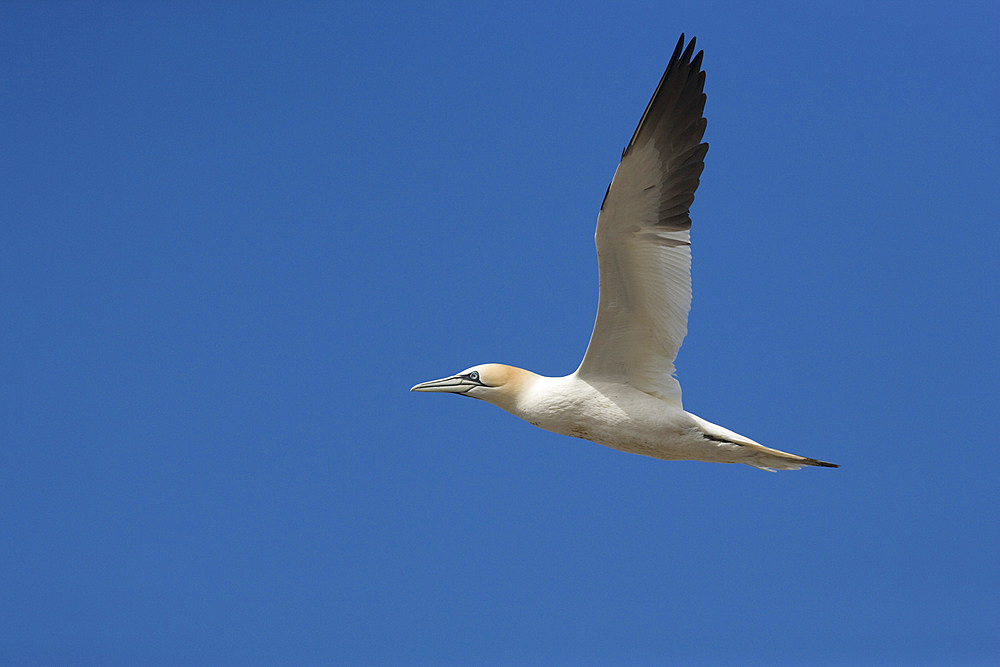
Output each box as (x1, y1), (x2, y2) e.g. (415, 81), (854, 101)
(410, 375), (474, 393)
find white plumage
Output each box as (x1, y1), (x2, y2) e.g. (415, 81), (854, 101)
(412, 35), (837, 472)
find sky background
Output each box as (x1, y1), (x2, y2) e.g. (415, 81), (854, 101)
(2, 2), (998, 664)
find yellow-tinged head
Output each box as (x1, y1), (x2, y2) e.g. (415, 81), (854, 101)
(410, 363), (535, 410)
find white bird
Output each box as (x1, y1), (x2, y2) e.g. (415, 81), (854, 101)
(412, 35), (837, 471)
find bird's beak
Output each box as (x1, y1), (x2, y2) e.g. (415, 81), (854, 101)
(410, 375), (475, 393)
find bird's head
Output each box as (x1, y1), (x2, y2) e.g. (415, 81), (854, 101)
(410, 363), (533, 410)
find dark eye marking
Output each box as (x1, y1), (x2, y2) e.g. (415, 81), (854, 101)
(456, 371), (488, 397)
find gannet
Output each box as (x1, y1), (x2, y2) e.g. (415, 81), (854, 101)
(412, 35), (837, 471)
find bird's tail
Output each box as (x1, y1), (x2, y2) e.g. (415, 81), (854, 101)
(689, 414), (839, 472)
(739, 442), (840, 471)
(749, 452), (839, 472)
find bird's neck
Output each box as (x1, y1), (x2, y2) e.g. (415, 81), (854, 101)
(482, 364), (545, 415)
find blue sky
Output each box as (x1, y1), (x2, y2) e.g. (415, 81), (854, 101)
(2, 2), (998, 664)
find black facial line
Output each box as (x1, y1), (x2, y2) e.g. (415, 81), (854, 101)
(460, 373), (491, 388)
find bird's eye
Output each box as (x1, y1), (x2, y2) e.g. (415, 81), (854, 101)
(469, 371), (480, 381)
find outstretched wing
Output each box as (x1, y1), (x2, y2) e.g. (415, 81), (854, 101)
(576, 35), (708, 407)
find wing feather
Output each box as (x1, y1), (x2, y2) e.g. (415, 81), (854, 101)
(576, 35), (708, 407)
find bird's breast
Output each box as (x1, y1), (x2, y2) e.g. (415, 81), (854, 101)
(513, 376), (688, 449)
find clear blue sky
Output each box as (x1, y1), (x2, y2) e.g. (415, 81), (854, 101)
(2, 2), (998, 664)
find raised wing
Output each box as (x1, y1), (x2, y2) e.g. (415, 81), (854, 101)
(575, 34), (708, 407)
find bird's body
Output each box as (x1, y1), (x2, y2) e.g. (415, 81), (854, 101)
(422, 364), (834, 471)
(412, 35), (837, 472)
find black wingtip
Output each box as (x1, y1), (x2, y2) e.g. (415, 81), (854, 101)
(806, 458), (840, 468)
(679, 36), (697, 65)
(670, 34), (686, 64)
(623, 34), (704, 159)
(691, 49), (704, 73)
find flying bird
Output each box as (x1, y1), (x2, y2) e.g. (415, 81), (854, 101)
(412, 35), (837, 471)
